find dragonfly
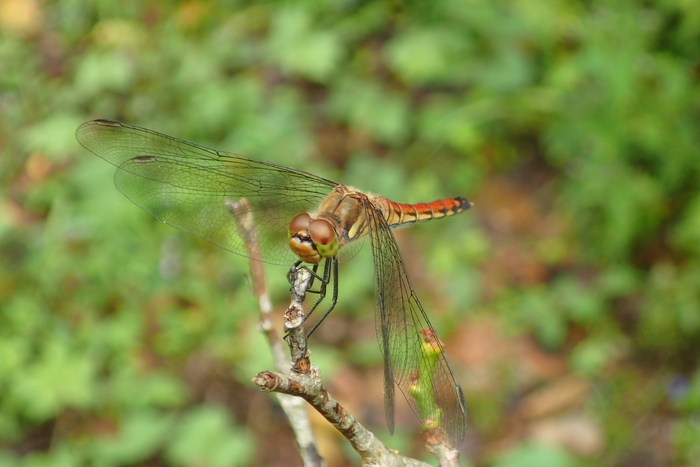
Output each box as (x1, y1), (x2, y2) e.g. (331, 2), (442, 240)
(76, 119), (470, 448)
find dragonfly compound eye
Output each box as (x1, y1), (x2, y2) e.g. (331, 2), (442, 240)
(289, 213), (311, 236)
(309, 219), (339, 258)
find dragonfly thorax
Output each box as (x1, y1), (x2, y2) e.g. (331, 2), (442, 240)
(288, 213), (339, 264)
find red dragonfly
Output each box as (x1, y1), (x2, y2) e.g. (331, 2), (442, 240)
(76, 119), (470, 448)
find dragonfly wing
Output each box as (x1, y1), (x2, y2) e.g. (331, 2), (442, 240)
(76, 120), (337, 265)
(363, 198), (467, 448)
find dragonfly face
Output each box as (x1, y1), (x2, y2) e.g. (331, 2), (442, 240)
(288, 184), (375, 265)
(76, 119), (471, 448)
(288, 212), (339, 264)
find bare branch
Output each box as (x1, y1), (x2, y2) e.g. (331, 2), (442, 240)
(425, 438), (462, 467)
(227, 199), (324, 467)
(255, 266), (436, 467)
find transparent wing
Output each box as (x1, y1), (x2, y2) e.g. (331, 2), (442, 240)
(363, 197), (467, 448)
(76, 120), (337, 265)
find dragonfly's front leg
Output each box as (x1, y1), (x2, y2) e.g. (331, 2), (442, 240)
(305, 257), (339, 338)
(287, 258), (338, 338)
(301, 258), (331, 319)
(288, 260), (321, 290)
(286, 259), (333, 337)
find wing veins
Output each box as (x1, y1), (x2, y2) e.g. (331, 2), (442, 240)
(363, 197), (466, 448)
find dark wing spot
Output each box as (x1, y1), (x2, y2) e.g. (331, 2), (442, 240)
(132, 156), (157, 163)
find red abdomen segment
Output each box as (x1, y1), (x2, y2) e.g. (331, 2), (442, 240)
(382, 196), (472, 228)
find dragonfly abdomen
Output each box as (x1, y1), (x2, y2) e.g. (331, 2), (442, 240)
(384, 196), (471, 228)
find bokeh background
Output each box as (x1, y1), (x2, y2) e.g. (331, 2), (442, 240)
(2, 0), (700, 466)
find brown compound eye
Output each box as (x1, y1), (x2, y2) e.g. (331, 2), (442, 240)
(308, 219), (335, 245)
(289, 213), (311, 234)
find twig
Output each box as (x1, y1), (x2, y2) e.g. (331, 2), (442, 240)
(426, 439), (461, 467)
(254, 266), (435, 467)
(227, 199), (324, 467)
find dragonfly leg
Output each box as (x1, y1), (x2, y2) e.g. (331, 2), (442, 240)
(306, 257), (339, 338)
(287, 260), (305, 284)
(302, 258), (332, 323)
(290, 261), (327, 289)
(306, 263), (322, 294)
(284, 259), (333, 341)
(288, 262), (326, 301)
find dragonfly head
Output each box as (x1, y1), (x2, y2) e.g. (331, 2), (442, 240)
(289, 213), (339, 264)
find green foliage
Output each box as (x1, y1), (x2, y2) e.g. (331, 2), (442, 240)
(493, 444), (583, 467)
(672, 419), (700, 466)
(328, 77), (411, 146)
(2, 0), (700, 465)
(386, 27), (474, 86)
(164, 406), (254, 467)
(266, 6), (342, 83)
(90, 411), (174, 466)
(637, 262), (700, 350)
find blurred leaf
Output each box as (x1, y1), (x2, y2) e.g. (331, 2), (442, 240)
(110, 367), (189, 410)
(672, 193), (700, 256)
(327, 78), (411, 146)
(10, 338), (97, 421)
(672, 417), (700, 467)
(266, 7), (342, 82)
(417, 98), (484, 153)
(164, 405), (254, 467)
(22, 114), (86, 159)
(90, 411), (173, 466)
(493, 443), (581, 467)
(73, 50), (136, 97)
(638, 263), (700, 350)
(0, 336), (31, 381)
(347, 337), (383, 367)
(444, 268), (482, 311)
(552, 276), (605, 325)
(569, 337), (624, 377)
(0, 454), (18, 467)
(343, 153), (405, 198)
(183, 76), (264, 134)
(503, 288), (567, 350)
(224, 85), (314, 166)
(594, 266), (640, 298)
(237, 326), (275, 382)
(674, 369), (700, 413)
(561, 162), (664, 262)
(385, 27), (472, 85)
